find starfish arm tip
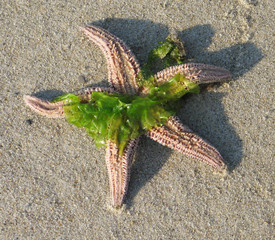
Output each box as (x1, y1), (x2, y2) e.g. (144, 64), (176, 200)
(147, 117), (227, 172)
(105, 138), (139, 207)
(107, 202), (126, 212)
(79, 25), (88, 33)
(155, 63), (232, 85)
(24, 95), (64, 118)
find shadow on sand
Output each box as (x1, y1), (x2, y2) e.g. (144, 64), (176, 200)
(30, 18), (263, 208)
(90, 18), (263, 207)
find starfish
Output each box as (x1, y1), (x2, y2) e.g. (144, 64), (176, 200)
(24, 25), (231, 208)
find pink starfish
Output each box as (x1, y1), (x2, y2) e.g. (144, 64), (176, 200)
(24, 25), (231, 208)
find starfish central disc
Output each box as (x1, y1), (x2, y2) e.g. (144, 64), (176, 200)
(53, 74), (200, 155)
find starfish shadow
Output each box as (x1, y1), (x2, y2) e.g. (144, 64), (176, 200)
(90, 18), (262, 207)
(32, 90), (65, 100)
(178, 24), (264, 79)
(179, 92), (243, 171)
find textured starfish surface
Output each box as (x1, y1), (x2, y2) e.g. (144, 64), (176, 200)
(24, 25), (231, 208)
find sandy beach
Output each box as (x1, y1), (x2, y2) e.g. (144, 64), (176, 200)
(1, 1), (274, 239)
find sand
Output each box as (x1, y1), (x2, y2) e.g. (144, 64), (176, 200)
(1, 0), (274, 239)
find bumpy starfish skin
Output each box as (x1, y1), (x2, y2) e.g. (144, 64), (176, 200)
(24, 95), (65, 118)
(80, 25), (140, 94)
(24, 25), (231, 208)
(154, 63), (231, 86)
(106, 138), (139, 207)
(148, 116), (225, 171)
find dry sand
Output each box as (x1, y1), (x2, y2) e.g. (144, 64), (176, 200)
(1, 0), (274, 239)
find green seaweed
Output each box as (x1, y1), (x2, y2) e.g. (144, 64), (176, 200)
(52, 38), (199, 155)
(53, 91), (174, 155)
(149, 74), (200, 101)
(138, 37), (186, 88)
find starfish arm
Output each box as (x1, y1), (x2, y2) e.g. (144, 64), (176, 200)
(105, 138), (139, 208)
(24, 87), (113, 118)
(147, 116), (225, 171)
(72, 87), (115, 102)
(24, 95), (65, 118)
(80, 25), (140, 95)
(154, 63), (231, 85)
